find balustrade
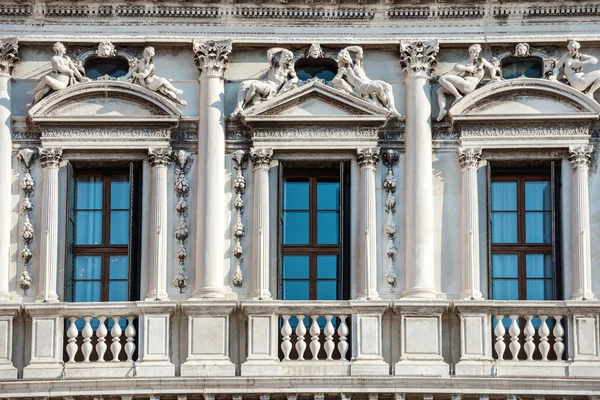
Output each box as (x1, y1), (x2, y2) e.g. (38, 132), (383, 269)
(280, 314), (349, 361)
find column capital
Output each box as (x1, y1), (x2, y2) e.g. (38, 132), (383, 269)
(569, 145), (593, 169)
(0, 38), (18, 78)
(38, 147), (62, 168)
(148, 147), (172, 168)
(357, 147), (380, 168)
(399, 40), (439, 77)
(193, 39), (232, 78)
(458, 147), (482, 170)
(250, 147), (273, 169)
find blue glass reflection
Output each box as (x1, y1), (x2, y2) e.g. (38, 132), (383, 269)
(110, 211), (130, 244)
(283, 211), (309, 244)
(317, 212), (339, 244)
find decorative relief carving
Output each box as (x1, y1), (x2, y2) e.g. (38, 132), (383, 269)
(42, 128), (171, 139)
(120, 46), (187, 106)
(231, 48), (298, 117)
(193, 39), (232, 78)
(39, 147), (63, 168)
(231, 150), (248, 287)
(250, 148), (273, 169)
(306, 43), (325, 59)
(95, 41), (116, 58)
(17, 148), (36, 294)
(436, 44), (499, 122)
(0, 38), (18, 77)
(148, 147), (172, 167)
(173, 150), (193, 293)
(458, 147), (482, 169)
(552, 40), (600, 99)
(569, 145), (593, 169)
(382, 150), (398, 287)
(357, 147), (379, 168)
(514, 43), (531, 58)
(399, 40), (439, 77)
(333, 46), (400, 117)
(253, 127), (378, 139)
(461, 124), (589, 138)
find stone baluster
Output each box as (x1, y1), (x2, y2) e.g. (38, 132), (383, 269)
(523, 315), (535, 360)
(458, 147), (483, 299)
(399, 40), (440, 298)
(191, 39), (232, 298)
(324, 315), (335, 360)
(295, 314), (306, 361)
(0, 38), (18, 301)
(569, 146), (595, 300)
(111, 316), (123, 362)
(249, 148), (273, 299)
(96, 316), (108, 362)
(553, 316), (565, 359)
(281, 315), (292, 361)
(494, 315), (506, 359)
(357, 147), (380, 300)
(508, 315), (521, 360)
(309, 315), (321, 360)
(36, 147), (63, 302)
(82, 317), (93, 362)
(125, 316), (136, 362)
(66, 317), (78, 362)
(338, 315), (349, 360)
(538, 315), (550, 361)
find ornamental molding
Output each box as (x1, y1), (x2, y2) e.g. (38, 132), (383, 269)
(458, 147), (482, 169)
(461, 124), (589, 138)
(231, 149), (248, 287)
(381, 149), (398, 287)
(173, 150), (193, 293)
(193, 39), (232, 78)
(254, 127), (378, 139)
(357, 147), (379, 168)
(39, 147), (62, 168)
(399, 40), (439, 77)
(148, 147), (173, 167)
(250, 147), (273, 169)
(42, 128), (171, 138)
(0, 37), (18, 77)
(73, 43), (139, 65)
(569, 145), (593, 169)
(17, 148), (36, 294)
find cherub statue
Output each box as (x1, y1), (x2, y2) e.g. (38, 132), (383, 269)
(120, 46), (187, 106)
(552, 40), (600, 99)
(31, 42), (91, 105)
(231, 48), (298, 117)
(436, 44), (499, 121)
(332, 46), (400, 117)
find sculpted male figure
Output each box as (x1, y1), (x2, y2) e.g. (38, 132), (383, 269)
(333, 46), (400, 117)
(552, 40), (600, 99)
(436, 44), (498, 121)
(231, 48), (298, 116)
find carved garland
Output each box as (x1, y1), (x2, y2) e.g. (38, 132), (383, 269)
(173, 150), (193, 292)
(17, 149), (36, 293)
(231, 150), (248, 287)
(382, 150), (399, 287)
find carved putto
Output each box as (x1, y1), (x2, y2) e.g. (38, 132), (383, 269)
(436, 43), (499, 121)
(231, 48), (298, 117)
(514, 43), (531, 58)
(333, 46), (400, 117)
(31, 42), (90, 105)
(96, 41), (116, 58)
(120, 46), (187, 106)
(552, 40), (600, 99)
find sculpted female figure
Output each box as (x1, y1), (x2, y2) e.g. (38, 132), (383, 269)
(436, 44), (498, 121)
(121, 46), (187, 106)
(552, 40), (600, 99)
(332, 46), (400, 117)
(31, 42), (90, 104)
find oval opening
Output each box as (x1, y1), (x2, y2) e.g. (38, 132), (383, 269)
(294, 58), (338, 82)
(501, 57), (544, 79)
(84, 57), (130, 80)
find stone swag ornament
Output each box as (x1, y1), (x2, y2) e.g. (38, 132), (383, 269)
(553, 40), (600, 99)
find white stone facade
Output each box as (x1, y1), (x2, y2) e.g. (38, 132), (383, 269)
(1, 1), (600, 398)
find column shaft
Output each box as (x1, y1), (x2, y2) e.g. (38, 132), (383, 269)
(0, 76), (11, 300)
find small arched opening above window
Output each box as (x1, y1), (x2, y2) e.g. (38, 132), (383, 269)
(294, 58), (338, 82)
(501, 57), (544, 80)
(84, 57), (130, 80)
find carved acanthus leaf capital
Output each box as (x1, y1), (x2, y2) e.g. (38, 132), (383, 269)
(39, 147), (63, 168)
(569, 145), (593, 169)
(148, 147), (172, 167)
(193, 39), (232, 78)
(357, 147), (380, 168)
(458, 147), (482, 169)
(399, 40), (439, 77)
(0, 38), (18, 77)
(250, 148), (273, 169)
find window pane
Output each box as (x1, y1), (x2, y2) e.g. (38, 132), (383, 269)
(283, 211), (309, 244)
(283, 280), (309, 300)
(525, 181), (551, 211)
(109, 281), (128, 302)
(317, 255), (338, 279)
(525, 212), (552, 243)
(109, 255), (129, 279)
(492, 279), (519, 300)
(501, 58), (543, 79)
(317, 212), (339, 244)
(111, 177), (130, 209)
(317, 280), (337, 300)
(491, 212), (517, 243)
(491, 182), (517, 211)
(283, 255), (309, 279)
(317, 182), (340, 211)
(284, 181), (309, 210)
(527, 279), (554, 300)
(526, 254), (553, 278)
(75, 281), (101, 302)
(76, 176), (102, 210)
(75, 211), (102, 244)
(492, 254), (518, 278)
(110, 211), (129, 245)
(75, 256), (102, 279)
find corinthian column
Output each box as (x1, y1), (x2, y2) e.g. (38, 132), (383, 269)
(458, 147), (483, 300)
(36, 148), (62, 302)
(146, 147), (171, 301)
(0, 38), (18, 301)
(399, 40), (439, 299)
(191, 39), (232, 298)
(249, 148), (273, 300)
(569, 146), (595, 300)
(357, 147), (380, 300)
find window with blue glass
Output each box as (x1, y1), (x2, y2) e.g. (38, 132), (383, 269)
(501, 57), (544, 79)
(281, 167), (348, 300)
(490, 166), (559, 301)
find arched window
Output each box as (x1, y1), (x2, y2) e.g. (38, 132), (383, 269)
(294, 58), (338, 82)
(84, 57), (130, 80)
(501, 57), (544, 79)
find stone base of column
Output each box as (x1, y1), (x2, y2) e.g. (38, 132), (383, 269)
(34, 292), (59, 302)
(248, 289), (272, 300)
(135, 361), (176, 377)
(144, 290), (169, 301)
(350, 359), (389, 375)
(356, 290), (380, 301)
(570, 290), (596, 300)
(23, 362), (63, 379)
(191, 287), (226, 299)
(569, 361), (600, 377)
(0, 362), (17, 379)
(395, 360), (449, 376)
(454, 360), (494, 376)
(181, 361), (235, 377)
(400, 287), (438, 299)
(459, 289), (483, 300)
